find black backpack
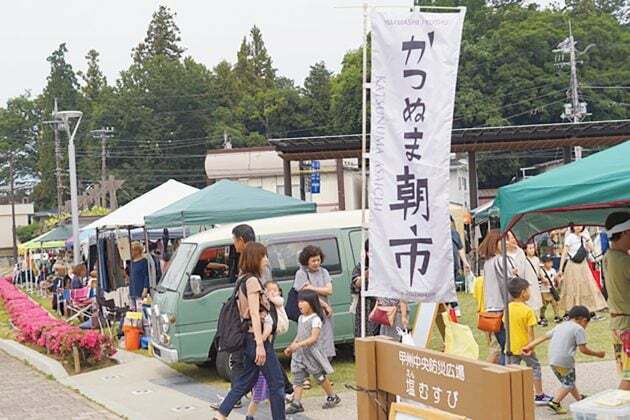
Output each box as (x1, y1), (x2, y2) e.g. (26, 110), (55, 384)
(216, 276), (248, 353)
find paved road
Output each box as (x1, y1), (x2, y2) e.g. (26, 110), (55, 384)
(0, 350), (119, 420)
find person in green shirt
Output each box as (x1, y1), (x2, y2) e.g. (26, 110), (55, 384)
(603, 212), (630, 390)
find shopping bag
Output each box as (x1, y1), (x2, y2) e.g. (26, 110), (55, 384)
(443, 312), (479, 360)
(397, 327), (415, 346)
(465, 272), (475, 294)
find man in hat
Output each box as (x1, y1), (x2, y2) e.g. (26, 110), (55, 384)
(604, 212), (630, 390)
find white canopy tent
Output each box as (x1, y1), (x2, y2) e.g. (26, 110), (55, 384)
(83, 179), (199, 231)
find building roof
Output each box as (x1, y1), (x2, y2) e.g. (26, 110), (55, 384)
(268, 119), (630, 159)
(183, 209), (365, 245)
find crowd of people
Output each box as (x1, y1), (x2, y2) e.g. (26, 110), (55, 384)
(212, 224), (342, 420)
(477, 212), (630, 415)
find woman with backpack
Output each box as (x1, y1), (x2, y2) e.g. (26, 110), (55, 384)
(558, 225), (607, 318)
(213, 242), (286, 420)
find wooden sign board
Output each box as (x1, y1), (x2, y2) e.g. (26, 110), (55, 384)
(355, 337), (534, 420)
(389, 402), (467, 420)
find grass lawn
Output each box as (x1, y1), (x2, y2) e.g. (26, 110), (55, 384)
(171, 293), (615, 397)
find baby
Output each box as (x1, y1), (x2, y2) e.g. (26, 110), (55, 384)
(262, 281), (284, 341)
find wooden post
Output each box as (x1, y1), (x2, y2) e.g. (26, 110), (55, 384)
(298, 161), (306, 201)
(72, 345), (81, 373)
(355, 337), (390, 420)
(283, 159), (292, 197)
(336, 159), (346, 210)
(468, 151), (478, 210)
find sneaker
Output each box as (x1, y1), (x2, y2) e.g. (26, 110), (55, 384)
(322, 394), (341, 409)
(286, 401), (305, 414)
(210, 398), (241, 411)
(535, 394), (553, 405)
(580, 394), (588, 400)
(554, 316), (563, 323)
(539, 319), (548, 327)
(547, 400), (568, 415)
(592, 315), (606, 321)
(285, 392), (294, 403)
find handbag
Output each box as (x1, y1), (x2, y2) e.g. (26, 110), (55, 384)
(369, 304), (397, 326)
(285, 287), (300, 322)
(477, 311), (503, 333)
(570, 237), (588, 263)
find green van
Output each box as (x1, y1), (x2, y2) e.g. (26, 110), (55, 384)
(150, 210), (367, 377)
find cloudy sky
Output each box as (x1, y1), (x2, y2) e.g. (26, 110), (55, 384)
(0, 0), (553, 106)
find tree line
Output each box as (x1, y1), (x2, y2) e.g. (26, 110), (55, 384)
(0, 1), (628, 211)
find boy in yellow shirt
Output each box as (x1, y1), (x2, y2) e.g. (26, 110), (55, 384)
(507, 277), (553, 405)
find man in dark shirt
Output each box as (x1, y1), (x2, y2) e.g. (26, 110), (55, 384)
(129, 242), (150, 306)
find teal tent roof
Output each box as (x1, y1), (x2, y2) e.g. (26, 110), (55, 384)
(144, 179), (317, 229)
(494, 140), (630, 243)
(19, 224), (82, 251)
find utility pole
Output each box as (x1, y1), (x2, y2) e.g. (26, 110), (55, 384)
(53, 110), (83, 265)
(554, 21), (595, 160)
(8, 151), (18, 265)
(53, 99), (64, 213)
(90, 127), (115, 207)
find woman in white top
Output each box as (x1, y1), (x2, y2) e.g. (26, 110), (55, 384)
(506, 233), (543, 312)
(558, 225), (607, 315)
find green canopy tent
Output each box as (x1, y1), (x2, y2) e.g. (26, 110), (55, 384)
(494, 140), (630, 243)
(144, 179), (317, 229)
(19, 224), (79, 251)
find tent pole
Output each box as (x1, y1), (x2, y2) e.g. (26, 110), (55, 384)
(501, 234), (511, 361)
(359, 2), (368, 339)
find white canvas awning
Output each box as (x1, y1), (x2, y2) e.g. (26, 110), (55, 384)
(83, 179), (199, 231)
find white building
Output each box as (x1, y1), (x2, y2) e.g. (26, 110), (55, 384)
(205, 147), (470, 212)
(0, 203), (34, 251)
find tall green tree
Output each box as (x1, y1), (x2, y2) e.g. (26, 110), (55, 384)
(303, 61), (333, 132)
(234, 26), (276, 93)
(132, 5), (185, 64)
(78, 49), (107, 102)
(330, 48), (365, 134)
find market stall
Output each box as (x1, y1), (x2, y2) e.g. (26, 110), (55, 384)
(80, 179), (198, 348)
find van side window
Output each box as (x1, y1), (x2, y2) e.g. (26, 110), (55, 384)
(267, 238), (341, 280)
(185, 245), (231, 296)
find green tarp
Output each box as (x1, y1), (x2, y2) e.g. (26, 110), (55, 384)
(144, 179), (317, 229)
(19, 224), (87, 251)
(494, 140), (630, 243)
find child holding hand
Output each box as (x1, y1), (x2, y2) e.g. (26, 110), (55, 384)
(284, 289), (340, 415)
(523, 305), (606, 415)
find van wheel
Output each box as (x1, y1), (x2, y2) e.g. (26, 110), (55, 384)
(215, 351), (232, 381)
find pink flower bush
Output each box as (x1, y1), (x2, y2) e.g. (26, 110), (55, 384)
(0, 277), (115, 363)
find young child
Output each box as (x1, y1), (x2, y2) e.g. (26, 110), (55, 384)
(284, 289), (340, 415)
(245, 281), (290, 420)
(506, 277), (553, 405)
(522, 305), (606, 415)
(539, 254), (562, 325)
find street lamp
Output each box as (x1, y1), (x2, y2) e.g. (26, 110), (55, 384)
(53, 110), (83, 265)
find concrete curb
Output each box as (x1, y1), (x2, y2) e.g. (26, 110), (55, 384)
(0, 338), (69, 380)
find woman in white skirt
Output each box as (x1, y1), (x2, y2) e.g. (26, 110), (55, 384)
(559, 225), (607, 318)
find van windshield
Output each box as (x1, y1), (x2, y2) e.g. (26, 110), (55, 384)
(159, 243), (197, 291)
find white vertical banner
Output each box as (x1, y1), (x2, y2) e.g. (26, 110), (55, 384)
(368, 9), (465, 303)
